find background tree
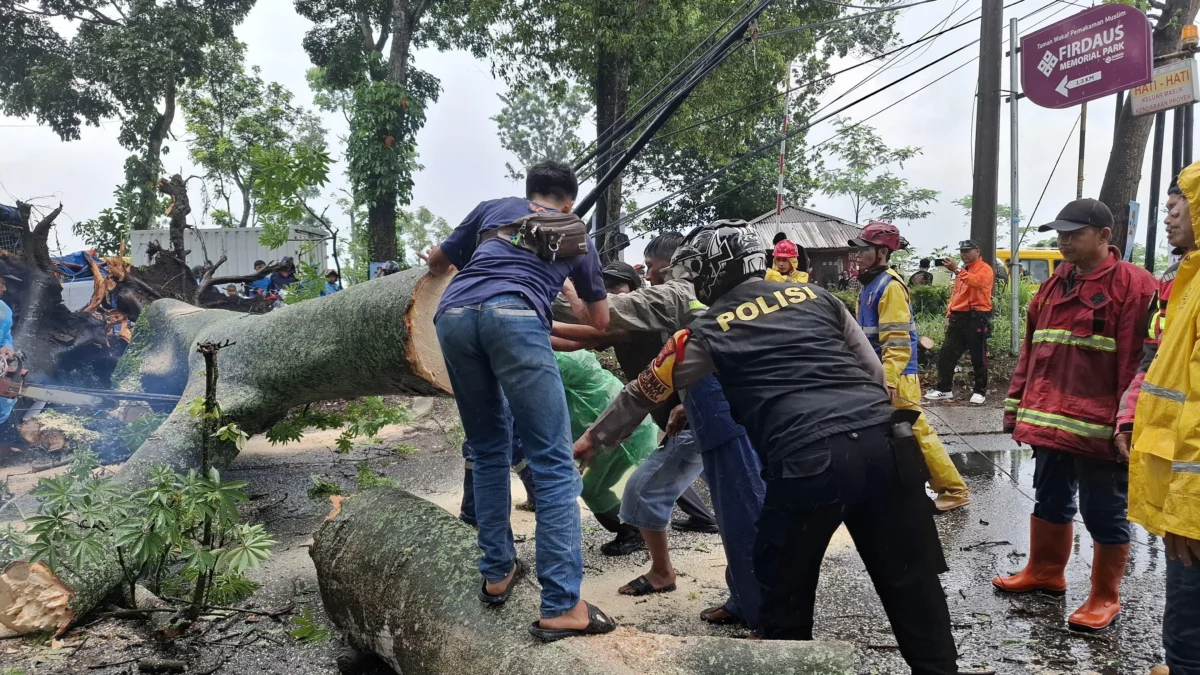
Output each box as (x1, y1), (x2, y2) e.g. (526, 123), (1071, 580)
(485, 0), (901, 260)
(181, 45), (326, 229)
(817, 117), (938, 223)
(0, 0), (257, 231)
(952, 195), (1023, 247)
(1100, 0), (1200, 250)
(294, 0), (490, 265)
(492, 84), (591, 182)
(398, 206), (452, 266)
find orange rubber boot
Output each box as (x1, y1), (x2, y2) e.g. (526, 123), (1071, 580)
(1068, 543), (1130, 632)
(992, 516), (1072, 595)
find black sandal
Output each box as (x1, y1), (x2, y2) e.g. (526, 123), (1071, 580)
(528, 602), (616, 642)
(700, 604), (741, 625)
(479, 559), (525, 606)
(619, 575), (676, 596)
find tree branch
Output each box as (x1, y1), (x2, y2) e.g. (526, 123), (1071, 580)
(356, 0), (377, 52)
(32, 204), (63, 239)
(207, 262), (284, 287)
(194, 254), (228, 303)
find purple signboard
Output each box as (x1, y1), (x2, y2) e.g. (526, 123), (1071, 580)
(1020, 4), (1152, 110)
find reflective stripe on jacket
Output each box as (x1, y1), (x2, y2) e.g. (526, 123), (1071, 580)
(765, 266), (809, 283)
(1130, 163), (1200, 542)
(1005, 247), (1156, 459)
(858, 268), (918, 384)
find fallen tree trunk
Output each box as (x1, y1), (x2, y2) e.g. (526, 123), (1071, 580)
(312, 489), (854, 675)
(0, 268), (456, 633)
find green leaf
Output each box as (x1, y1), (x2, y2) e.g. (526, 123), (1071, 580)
(217, 524), (276, 574)
(289, 607), (331, 643)
(353, 462), (395, 491)
(307, 475), (342, 500)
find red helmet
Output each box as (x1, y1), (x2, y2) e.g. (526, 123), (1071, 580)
(850, 221), (902, 252)
(772, 239), (799, 259)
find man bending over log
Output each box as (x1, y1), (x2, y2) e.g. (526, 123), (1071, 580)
(421, 161), (615, 641)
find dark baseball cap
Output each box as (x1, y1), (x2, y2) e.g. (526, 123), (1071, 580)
(1038, 198), (1114, 233)
(602, 261), (642, 290)
(958, 240), (980, 251)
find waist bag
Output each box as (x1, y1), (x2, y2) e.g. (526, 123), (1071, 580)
(477, 212), (590, 262)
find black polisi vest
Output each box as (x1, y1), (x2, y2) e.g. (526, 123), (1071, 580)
(690, 279), (894, 479)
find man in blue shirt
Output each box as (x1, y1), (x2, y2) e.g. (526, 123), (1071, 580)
(423, 161), (613, 641)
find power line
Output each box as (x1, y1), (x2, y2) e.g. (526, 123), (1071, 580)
(576, 0), (757, 168)
(1020, 114), (1082, 247)
(595, 0), (1080, 251)
(579, 0), (946, 176)
(594, 37), (980, 252)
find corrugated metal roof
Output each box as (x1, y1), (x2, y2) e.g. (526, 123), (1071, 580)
(746, 204), (862, 251)
(130, 227), (329, 277)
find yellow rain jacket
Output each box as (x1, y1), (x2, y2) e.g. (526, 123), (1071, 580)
(1129, 162), (1200, 542)
(765, 259), (808, 284)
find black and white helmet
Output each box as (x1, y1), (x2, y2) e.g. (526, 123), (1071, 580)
(671, 220), (767, 305)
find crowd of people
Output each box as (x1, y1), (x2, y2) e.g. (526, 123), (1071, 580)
(417, 159), (1198, 675)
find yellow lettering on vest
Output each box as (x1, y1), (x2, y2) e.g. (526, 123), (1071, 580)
(803, 286), (817, 300)
(784, 286), (807, 303)
(735, 302), (759, 321)
(755, 295), (780, 314)
(716, 312), (736, 331)
(773, 291), (790, 308)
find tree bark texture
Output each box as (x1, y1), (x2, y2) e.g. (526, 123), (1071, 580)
(311, 489), (854, 675)
(594, 43), (631, 265)
(134, 79), (178, 231)
(1100, 0), (1200, 252)
(0, 268), (456, 631)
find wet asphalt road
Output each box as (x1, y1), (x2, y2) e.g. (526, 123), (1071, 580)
(825, 435), (1167, 675)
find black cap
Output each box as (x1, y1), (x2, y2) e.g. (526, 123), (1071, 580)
(1038, 198), (1114, 233)
(602, 261), (642, 290)
(0, 274), (19, 282)
(958, 240), (980, 251)
(1168, 175), (1182, 196)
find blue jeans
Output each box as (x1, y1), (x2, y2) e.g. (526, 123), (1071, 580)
(620, 430), (704, 531)
(702, 434), (765, 629)
(1031, 448), (1130, 545)
(1165, 556), (1200, 675)
(436, 294), (583, 619)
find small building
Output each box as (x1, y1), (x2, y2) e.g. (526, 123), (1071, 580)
(747, 205), (862, 287)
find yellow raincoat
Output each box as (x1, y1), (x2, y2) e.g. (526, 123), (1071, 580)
(1129, 163), (1200, 542)
(765, 259), (809, 283)
(872, 271), (969, 500)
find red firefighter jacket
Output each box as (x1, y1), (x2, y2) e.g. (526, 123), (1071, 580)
(1004, 247), (1156, 459)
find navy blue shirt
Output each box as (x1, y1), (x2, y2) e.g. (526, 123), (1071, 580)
(435, 197), (606, 329)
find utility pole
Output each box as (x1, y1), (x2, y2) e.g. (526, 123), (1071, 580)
(1173, 105), (1185, 178)
(971, 0), (1003, 266)
(1147, 110), (1167, 274)
(1008, 17), (1021, 356)
(1186, 103), (1195, 166)
(1077, 102), (1087, 199)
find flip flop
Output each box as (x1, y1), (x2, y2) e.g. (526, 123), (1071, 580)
(619, 575), (676, 596)
(479, 559), (525, 606)
(700, 605), (741, 625)
(528, 602), (617, 642)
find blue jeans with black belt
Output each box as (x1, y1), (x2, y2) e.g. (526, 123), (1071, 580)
(436, 294), (583, 619)
(1165, 556), (1200, 675)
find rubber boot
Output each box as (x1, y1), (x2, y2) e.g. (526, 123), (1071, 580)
(992, 515), (1072, 595)
(1068, 543), (1130, 632)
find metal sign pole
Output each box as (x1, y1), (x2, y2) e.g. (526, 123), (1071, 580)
(1010, 17), (1022, 356)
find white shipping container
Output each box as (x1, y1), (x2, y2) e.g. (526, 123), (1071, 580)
(129, 227), (329, 277)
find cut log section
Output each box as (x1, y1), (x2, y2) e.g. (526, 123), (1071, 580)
(0, 268), (459, 633)
(18, 414), (100, 453)
(311, 489), (854, 675)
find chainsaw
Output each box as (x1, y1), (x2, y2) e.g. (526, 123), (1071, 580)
(0, 351), (182, 409)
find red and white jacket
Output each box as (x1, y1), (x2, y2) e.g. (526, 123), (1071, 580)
(1005, 248), (1156, 459)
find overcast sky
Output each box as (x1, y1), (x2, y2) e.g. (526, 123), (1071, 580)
(0, 0), (1182, 266)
